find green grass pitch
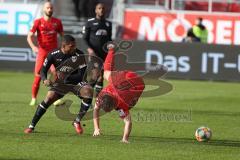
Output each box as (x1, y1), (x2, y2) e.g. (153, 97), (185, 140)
(0, 71), (240, 160)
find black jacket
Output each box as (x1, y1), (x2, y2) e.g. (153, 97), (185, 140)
(83, 17), (112, 60)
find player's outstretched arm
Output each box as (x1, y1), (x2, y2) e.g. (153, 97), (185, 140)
(83, 22), (96, 57)
(40, 54), (54, 84)
(93, 104), (101, 136)
(122, 113), (132, 143)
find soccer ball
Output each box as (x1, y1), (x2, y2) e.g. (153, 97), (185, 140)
(195, 126), (212, 142)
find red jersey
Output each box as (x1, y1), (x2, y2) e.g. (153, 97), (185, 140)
(30, 17), (63, 51)
(98, 71), (145, 118)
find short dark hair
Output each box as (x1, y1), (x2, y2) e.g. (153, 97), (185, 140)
(99, 94), (115, 112)
(62, 35), (75, 44)
(198, 17), (203, 22)
(95, 3), (105, 8)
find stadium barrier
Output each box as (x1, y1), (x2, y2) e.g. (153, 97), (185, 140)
(0, 35), (239, 81)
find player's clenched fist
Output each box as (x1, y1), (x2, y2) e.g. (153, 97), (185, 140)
(43, 79), (52, 87)
(32, 46), (39, 53)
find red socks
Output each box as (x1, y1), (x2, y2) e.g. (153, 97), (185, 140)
(31, 76), (41, 98)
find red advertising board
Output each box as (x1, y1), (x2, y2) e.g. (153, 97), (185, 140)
(123, 9), (240, 45)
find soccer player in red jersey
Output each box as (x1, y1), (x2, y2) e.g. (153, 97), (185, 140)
(27, 1), (64, 106)
(92, 46), (145, 143)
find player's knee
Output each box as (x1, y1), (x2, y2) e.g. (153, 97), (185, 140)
(44, 91), (60, 105)
(80, 86), (93, 99)
(91, 69), (101, 81)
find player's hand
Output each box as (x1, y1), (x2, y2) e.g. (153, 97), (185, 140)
(107, 42), (116, 50)
(32, 46), (39, 53)
(87, 48), (95, 56)
(120, 139), (130, 144)
(43, 79), (52, 87)
(93, 128), (101, 136)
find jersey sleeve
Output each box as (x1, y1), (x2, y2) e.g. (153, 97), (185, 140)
(116, 97), (130, 119)
(30, 19), (39, 33)
(57, 19), (64, 34)
(117, 108), (129, 119)
(40, 53), (54, 81)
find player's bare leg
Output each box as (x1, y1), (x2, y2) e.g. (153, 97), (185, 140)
(87, 55), (104, 97)
(88, 67), (101, 93)
(95, 71), (104, 97)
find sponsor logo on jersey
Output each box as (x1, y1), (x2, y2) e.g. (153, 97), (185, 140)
(96, 29), (107, 36)
(41, 30), (56, 35)
(93, 22), (99, 25)
(59, 66), (74, 73)
(72, 56), (77, 62)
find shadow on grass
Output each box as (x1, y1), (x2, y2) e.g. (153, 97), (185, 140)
(2, 130), (240, 148)
(101, 134), (240, 148)
(136, 136), (240, 148)
(201, 139), (240, 148)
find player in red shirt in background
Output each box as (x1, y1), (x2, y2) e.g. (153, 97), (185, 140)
(27, 1), (64, 106)
(92, 45), (145, 143)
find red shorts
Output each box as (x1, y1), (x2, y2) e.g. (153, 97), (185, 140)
(34, 48), (55, 75)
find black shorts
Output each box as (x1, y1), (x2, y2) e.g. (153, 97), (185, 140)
(50, 81), (88, 97)
(92, 47), (108, 61)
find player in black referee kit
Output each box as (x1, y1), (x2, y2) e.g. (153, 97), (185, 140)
(83, 3), (112, 96)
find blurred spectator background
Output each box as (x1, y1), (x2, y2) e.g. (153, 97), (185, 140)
(0, 0), (239, 44)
